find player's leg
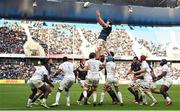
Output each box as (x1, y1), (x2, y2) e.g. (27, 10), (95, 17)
(107, 86), (119, 104)
(92, 80), (99, 106)
(144, 88), (157, 106)
(114, 85), (123, 105)
(65, 80), (74, 107)
(99, 84), (107, 105)
(27, 88), (37, 108)
(51, 79), (66, 106)
(37, 84), (50, 108)
(160, 84), (172, 105)
(128, 81), (140, 103)
(33, 84), (52, 104)
(83, 79), (90, 104)
(137, 86), (147, 105)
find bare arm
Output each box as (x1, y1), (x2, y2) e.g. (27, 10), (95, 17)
(156, 71), (167, 81)
(133, 68), (145, 75)
(96, 10), (107, 27)
(53, 69), (62, 77)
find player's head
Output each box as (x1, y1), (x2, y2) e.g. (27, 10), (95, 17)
(160, 59), (167, 66)
(133, 56), (139, 63)
(110, 51), (114, 57)
(45, 58), (53, 66)
(63, 57), (68, 62)
(107, 56), (113, 62)
(140, 55), (146, 62)
(107, 19), (112, 26)
(89, 52), (96, 59)
(100, 55), (105, 62)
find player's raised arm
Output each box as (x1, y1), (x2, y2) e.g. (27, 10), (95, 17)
(96, 9), (107, 27)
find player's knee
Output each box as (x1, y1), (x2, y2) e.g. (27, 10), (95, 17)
(58, 88), (63, 92)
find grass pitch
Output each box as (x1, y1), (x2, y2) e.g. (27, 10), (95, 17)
(0, 84), (179, 110)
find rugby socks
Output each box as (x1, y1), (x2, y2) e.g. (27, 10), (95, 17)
(66, 91), (70, 106)
(92, 91), (97, 103)
(100, 92), (105, 103)
(42, 98), (47, 104)
(83, 91), (87, 98)
(55, 91), (61, 104)
(27, 98), (32, 105)
(138, 87), (147, 104)
(117, 92), (123, 103)
(107, 90), (117, 101)
(146, 91), (157, 102)
(160, 91), (170, 99)
(134, 90), (139, 102)
(166, 96), (171, 101)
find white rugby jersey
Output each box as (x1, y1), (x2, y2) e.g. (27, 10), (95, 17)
(85, 59), (102, 77)
(106, 62), (117, 78)
(30, 66), (48, 81)
(162, 64), (172, 80)
(141, 61), (152, 81)
(59, 61), (75, 78)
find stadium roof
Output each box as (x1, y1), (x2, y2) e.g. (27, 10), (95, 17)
(0, 0), (180, 26)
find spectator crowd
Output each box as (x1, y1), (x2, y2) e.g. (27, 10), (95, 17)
(0, 20), (169, 57)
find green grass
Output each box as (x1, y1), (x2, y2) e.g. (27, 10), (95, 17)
(0, 84), (179, 110)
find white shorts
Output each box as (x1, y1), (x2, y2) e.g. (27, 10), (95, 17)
(78, 80), (86, 87)
(139, 79), (156, 89)
(29, 80), (44, 89)
(85, 78), (99, 87)
(163, 78), (173, 88)
(58, 77), (75, 91)
(106, 77), (119, 86)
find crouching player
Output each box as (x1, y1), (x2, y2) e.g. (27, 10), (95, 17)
(27, 59), (54, 108)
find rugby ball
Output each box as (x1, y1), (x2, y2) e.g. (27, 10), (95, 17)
(83, 2), (90, 8)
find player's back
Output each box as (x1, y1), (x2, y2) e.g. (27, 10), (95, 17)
(162, 64), (172, 79)
(141, 61), (152, 80)
(106, 61), (116, 77)
(85, 59), (102, 75)
(99, 25), (112, 41)
(59, 61), (75, 78)
(30, 65), (48, 81)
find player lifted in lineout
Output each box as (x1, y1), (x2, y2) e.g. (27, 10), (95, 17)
(96, 9), (112, 56)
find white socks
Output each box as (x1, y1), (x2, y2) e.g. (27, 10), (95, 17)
(147, 91), (157, 102)
(27, 98), (32, 105)
(100, 92), (105, 103)
(92, 91), (97, 103)
(66, 91), (70, 106)
(83, 91), (87, 98)
(55, 91), (61, 104)
(166, 97), (171, 101)
(42, 98), (47, 104)
(117, 92), (123, 103)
